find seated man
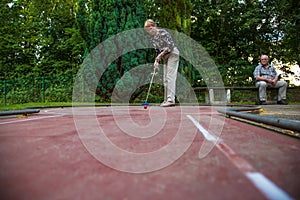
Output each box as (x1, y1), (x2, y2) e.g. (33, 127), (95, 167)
(253, 54), (288, 105)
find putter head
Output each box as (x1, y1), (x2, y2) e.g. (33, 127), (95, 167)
(142, 101), (149, 106)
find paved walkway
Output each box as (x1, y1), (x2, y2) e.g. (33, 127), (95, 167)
(259, 104), (300, 122)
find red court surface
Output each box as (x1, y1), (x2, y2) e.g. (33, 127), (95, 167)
(0, 106), (299, 200)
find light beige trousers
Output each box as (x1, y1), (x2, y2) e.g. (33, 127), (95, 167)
(162, 47), (179, 102)
(255, 80), (287, 101)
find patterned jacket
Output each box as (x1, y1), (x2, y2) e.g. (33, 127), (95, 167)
(150, 29), (176, 58)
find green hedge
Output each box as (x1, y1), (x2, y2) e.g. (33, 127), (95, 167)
(0, 75), (75, 106)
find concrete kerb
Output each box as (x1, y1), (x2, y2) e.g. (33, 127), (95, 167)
(0, 109), (40, 116)
(218, 105), (300, 138)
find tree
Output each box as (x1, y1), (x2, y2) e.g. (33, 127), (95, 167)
(191, 0), (299, 86)
(76, 0), (149, 101)
(0, 0), (84, 79)
(146, 0), (192, 35)
(0, 0), (33, 78)
(31, 0), (84, 76)
(271, 0), (300, 65)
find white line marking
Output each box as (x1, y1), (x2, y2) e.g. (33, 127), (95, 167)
(187, 115), (218, 142)
(0, 114), (64, 125)
(187, 115), (294, 200)
(247, 172), (293, 200)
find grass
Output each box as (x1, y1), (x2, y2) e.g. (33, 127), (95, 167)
(0, 102), (147, 111)
(0, 102), (73, 111)
(1, 101), (299, 111)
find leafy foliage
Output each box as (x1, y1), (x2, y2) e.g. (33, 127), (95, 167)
(0, 0), (84, 79)
(0, 75), (75, 105)
(76, 0), (149, 101)
(191, 0), (300, 67)
(0, 0), (299, 105)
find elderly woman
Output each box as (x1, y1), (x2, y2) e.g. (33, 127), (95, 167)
(144, 19), (180, 107)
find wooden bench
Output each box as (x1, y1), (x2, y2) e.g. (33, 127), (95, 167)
(194, 86), (297, 104)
